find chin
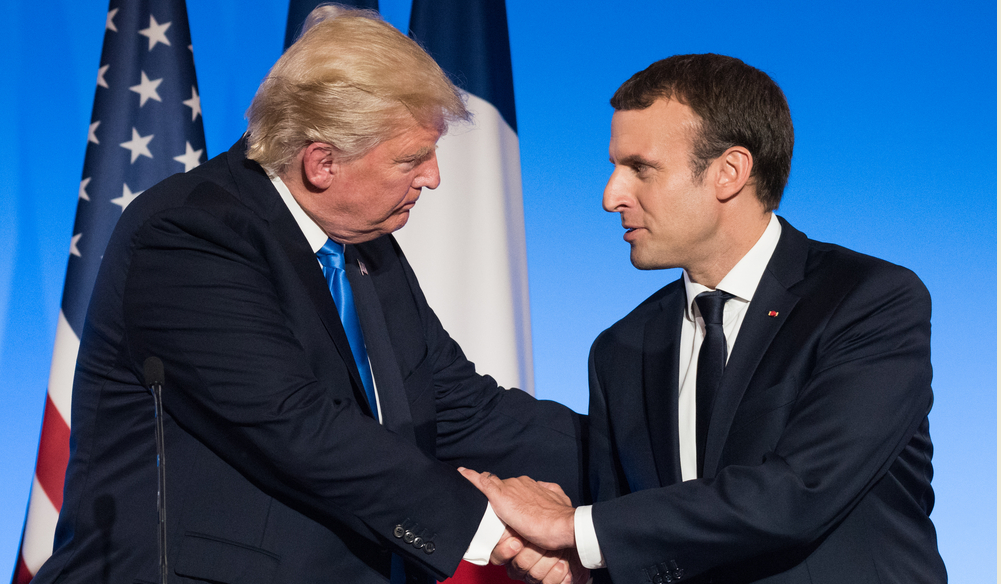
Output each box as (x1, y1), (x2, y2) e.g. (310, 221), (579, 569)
(630, 250), (671, 271)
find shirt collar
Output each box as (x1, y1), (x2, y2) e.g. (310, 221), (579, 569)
(270, 173), (331, 254)
(683, 213), (782, 321)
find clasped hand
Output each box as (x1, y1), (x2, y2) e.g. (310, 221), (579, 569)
(459, 468), (587, 584)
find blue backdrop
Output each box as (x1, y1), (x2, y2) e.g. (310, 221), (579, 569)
(0, 0), (994, 581)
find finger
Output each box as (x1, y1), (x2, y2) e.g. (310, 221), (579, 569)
(533, 555), (569, 584)
(490, 533), (524, 565)
(458, 468), (502, 498)
(505, 544), (546, 580)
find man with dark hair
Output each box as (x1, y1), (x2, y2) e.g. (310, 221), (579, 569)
(463, 53), (947, 583)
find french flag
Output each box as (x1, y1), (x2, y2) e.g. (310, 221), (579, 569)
(400, 0), (533, 398)
(404, 1), (528, 582)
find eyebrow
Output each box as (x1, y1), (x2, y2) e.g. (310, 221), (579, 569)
(614, 154), (659, 169)
(395, 145), (437, 165)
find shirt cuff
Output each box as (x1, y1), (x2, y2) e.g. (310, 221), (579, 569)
(574, 505), (606, 569)
(463, 502), (506, 566)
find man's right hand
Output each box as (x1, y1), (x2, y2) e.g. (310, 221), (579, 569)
(490, 527), (588, 584)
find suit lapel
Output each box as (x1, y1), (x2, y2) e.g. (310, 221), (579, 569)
(223, 139), (371, 416)
(703, 217), (808, 477)
(642, 286), (685, 487)
(344, 246), (417, 443)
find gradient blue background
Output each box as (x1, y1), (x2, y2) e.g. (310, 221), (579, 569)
(0, 0), (994, 581)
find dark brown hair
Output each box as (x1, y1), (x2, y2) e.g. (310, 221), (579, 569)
(611, 54), (793, 211)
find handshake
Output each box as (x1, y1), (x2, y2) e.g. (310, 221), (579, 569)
(459, 468), (589, 584)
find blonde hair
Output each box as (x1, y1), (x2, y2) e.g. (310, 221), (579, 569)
(245, 4), (468, 174)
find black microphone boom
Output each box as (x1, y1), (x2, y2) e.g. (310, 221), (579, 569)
(143, 356), (168, 584)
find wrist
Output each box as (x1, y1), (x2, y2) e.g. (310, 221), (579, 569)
(561, 507), (577, 549)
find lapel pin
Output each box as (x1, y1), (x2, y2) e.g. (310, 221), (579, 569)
(767, 310), (779, 317)
(358, 260), (368, 276)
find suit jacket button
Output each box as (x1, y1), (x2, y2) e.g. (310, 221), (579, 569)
(404, 530), (416, 544)
(393, 525), (405, 539)
(412, 536), (424, 549)
(423, 541), (435, 554)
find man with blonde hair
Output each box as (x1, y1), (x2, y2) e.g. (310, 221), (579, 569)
(32, 7), (583, 584)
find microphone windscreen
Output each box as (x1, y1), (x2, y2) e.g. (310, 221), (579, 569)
(144, 356), (165, 388)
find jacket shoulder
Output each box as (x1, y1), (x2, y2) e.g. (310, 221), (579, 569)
(593, 278), (682, 351)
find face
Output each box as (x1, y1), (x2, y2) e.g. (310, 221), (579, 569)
(603, 99), (721, 271)
(303, 123), (442, 244)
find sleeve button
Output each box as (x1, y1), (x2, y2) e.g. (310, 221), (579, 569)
(393, 525), (405, 539)
(403, 530), (415, 544)
(423, 541), (435, 554)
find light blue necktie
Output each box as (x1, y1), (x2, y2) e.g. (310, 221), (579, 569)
(316, 239), (377, 414)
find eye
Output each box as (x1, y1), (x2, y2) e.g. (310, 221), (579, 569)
(631, 163), (651, 177)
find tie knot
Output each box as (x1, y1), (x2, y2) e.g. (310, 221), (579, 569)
(695, 290), (734, 326)
(316, 239), (345, 270)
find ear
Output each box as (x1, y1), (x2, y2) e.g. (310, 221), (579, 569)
(300, 142), (336, 191)
(713, 146), (753, 202)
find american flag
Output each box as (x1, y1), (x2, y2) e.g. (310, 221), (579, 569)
(12, 1), (205, 581)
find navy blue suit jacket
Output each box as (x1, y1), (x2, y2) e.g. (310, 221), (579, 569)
(34, 140), (584, 584)
(587, 218), (946, 583)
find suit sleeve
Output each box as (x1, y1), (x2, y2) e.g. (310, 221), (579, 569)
(122, 202), (486, 579)
(391, 242), (587, 505)
(590, 264), (934, 582)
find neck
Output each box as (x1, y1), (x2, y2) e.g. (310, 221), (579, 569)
(686, 211), (771, 289)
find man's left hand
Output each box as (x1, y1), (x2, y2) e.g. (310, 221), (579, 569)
(459, 468), (577, 551)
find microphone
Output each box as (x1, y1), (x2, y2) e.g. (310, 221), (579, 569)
(143, 357), (168, 584)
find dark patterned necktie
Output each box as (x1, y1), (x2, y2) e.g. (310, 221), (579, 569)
(694, 290), (734, 477)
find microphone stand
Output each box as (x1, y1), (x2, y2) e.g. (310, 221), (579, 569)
(144, 357), (168, 584)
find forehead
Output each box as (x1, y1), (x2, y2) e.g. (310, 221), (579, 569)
(609, 98), (700, 156)
(370, 123), (441, 161)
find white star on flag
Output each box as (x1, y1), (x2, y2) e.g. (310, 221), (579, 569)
(130, 71), (163, 107)
(182, 86), (201, 121)
(120, 127), (154, 163)
(106, 8), (118, 32)
(139, 15), (172, 51)
(173, 141), (203, 172)
(13, 2), (209, 582)
(69, 233), (83, 257)
(111, 183), (143, 212)
(79, 177), (91, 201)
(97, 64), (110, 89)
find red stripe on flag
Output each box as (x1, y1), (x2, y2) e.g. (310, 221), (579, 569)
(440, 561), (513, 584)
(35, 394), (71, 510)
(12, 553), (34, 584)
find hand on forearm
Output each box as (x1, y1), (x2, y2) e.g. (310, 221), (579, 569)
(459, 467), (577, 551)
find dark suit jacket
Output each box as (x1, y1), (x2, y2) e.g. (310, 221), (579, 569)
(34, 140), (584, 584)
(587, 218), (946, 584)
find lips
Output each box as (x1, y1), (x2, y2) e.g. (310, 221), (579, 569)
(623, 226), (642, 242)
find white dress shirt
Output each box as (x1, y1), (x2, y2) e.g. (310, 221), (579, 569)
(271, 175), (504, 565)
(575, 213), (782, 569)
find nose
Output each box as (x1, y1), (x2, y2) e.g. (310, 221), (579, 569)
(603, 168), (629, 213)
(414, 152), (441, 190)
